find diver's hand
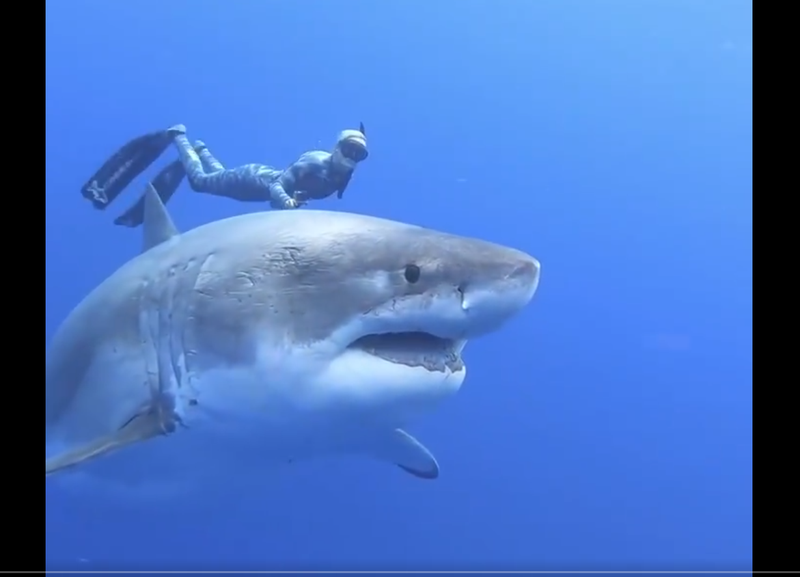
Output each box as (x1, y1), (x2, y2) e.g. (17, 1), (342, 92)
(283, 198), (299, 209)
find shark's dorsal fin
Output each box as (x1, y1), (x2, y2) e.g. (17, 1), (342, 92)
(142, 182), (179, 253)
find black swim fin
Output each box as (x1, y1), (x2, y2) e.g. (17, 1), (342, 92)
(113, 159), (187, 228)
(80, 127), (179, 211)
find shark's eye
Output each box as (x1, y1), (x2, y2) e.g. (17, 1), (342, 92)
(404, 264), (421, 284)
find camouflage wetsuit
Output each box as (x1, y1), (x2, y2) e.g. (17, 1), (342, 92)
(81, 124), (369, 228)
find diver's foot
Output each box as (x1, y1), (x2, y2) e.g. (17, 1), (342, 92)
(166, 124), (186, 136)
(193, 140), (207, 151)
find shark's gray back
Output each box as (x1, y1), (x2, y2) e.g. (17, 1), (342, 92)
(45, 210), (410, 426)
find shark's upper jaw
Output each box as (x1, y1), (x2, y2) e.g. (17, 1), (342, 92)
(338, 254), (541, 375)
(348, 332), (465, 373)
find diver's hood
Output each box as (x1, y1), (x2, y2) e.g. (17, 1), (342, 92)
(337, 129), (367, 147)
(333, 124), (369, 165)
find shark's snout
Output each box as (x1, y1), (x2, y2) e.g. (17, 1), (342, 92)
(456, 248), (541, 338)
(500, 252), (541, 295)
(511, 253), (542, 300)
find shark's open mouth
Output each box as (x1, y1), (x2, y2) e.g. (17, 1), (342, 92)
(350, 332), (465, 373)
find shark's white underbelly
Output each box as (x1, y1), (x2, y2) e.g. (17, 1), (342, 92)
(46, 362), (388, 499)
(46, 336), (465, 500)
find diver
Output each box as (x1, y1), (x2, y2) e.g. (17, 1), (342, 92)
(169, 123), (368, 210)
(81, 123), (369, 228)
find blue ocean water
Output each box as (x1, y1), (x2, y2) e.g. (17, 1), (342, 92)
(45, 0), (753, 571)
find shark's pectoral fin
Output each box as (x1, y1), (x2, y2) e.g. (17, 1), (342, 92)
(368, 428), (440, 480)
(45, 409), (171, 477)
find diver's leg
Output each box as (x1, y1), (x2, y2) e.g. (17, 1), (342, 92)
(195, 140), (225, 172)
(81, 127), (182, 210)
(173, 133), (269, 202)
(171, 132), (221, 194)
(114, 142), (209, 228)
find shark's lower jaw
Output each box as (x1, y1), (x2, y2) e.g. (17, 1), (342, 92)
(349, 332), (465, 373)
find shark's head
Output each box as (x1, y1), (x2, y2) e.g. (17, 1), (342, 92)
(200, 211), (541, 427)
(318, 222), (539, 423)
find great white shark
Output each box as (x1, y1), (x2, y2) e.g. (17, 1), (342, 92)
(45, 184), (541, 490)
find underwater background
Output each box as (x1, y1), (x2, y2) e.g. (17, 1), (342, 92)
(45, 0), (753, 571)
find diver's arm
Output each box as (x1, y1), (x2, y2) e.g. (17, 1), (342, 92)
(336, 172), (353, 199)
(269, 164), (304, 209)
(193, 165), (276, 202)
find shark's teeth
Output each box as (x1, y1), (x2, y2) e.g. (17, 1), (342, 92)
(348, 332), (465, 373)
